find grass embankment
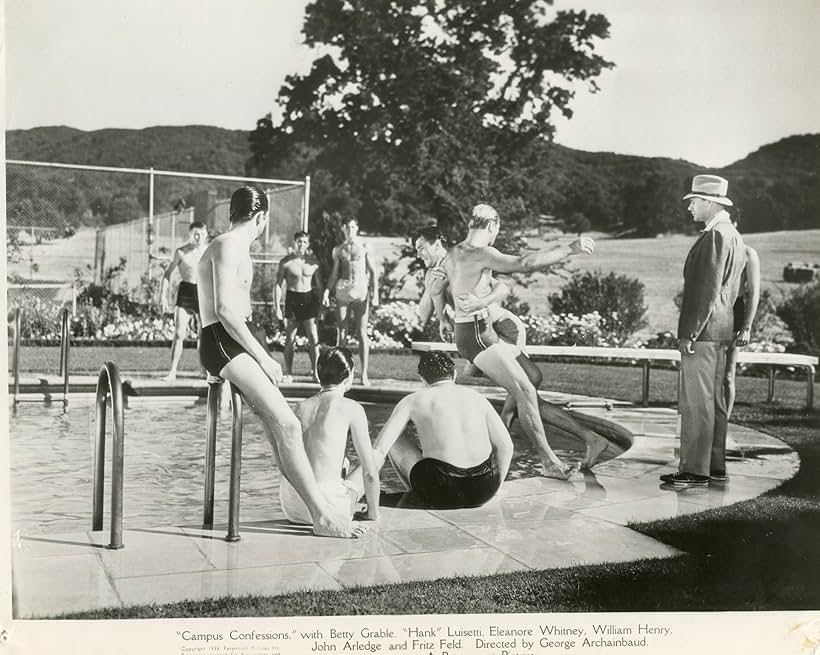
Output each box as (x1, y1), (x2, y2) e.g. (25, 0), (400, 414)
(12, 346), (817, 409)
(53, 350), (819, 618)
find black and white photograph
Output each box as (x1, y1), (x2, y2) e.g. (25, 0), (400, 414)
(2, 1), (819, 653)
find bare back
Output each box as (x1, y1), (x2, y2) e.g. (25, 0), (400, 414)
(443, 243), (497, 319)
(295, 394), (356, 484)
(407, 384), (493, 467)
(197, 232), (253, 327)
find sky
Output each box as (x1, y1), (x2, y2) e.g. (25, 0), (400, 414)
(5, 0), (820, 167)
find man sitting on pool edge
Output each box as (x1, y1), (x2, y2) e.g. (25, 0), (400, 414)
(350, 351), (513, 509)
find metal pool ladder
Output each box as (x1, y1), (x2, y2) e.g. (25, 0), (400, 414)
(11, 307), (72, 412)
(203, 375), (244, 542)
(92, 361), (125, 549)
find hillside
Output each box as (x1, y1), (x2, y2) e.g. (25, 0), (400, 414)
(6, 125), (250, 174)
(5, 126), (818, 235)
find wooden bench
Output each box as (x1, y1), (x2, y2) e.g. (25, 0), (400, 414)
(411, 342), (817, 410)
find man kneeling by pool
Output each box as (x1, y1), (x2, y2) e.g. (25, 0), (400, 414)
(365, 351), (513, 509)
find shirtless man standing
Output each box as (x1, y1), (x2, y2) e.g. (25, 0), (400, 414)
(430, 204), (601, 478)
(160, 221), (208, 382)
(322, 217), (379, 385)
(197, 185), (366, 539)
(363, 351), (513, 509)
(274, 231), (323, 382)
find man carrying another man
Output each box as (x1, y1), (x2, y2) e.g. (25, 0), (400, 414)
(429, 204), (606, 478)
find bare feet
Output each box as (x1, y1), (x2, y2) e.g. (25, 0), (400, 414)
(541, 459), (576, 480)
(360, 374), (371, 386)
(313, 513), (369, 539)
(580, 434), (608, 470)
(161, 373), (177, 383)
(281, 374), (293, 384)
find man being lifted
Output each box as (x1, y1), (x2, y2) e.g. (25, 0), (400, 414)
(430, 204), (602, 478)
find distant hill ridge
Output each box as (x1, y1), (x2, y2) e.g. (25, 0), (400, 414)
(6, 126), (819, 234)
(7, 125), (251, 174)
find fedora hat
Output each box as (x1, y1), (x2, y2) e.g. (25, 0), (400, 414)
(682, 174), (733, 206)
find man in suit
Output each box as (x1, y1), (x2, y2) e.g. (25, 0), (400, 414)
(661, 175), (746, 487)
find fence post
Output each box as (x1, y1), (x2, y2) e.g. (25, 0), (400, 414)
(302, 175), (311, 231)
(148, 167), (155, 282)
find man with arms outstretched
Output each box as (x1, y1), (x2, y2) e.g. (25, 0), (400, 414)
(323, 216), (379, 385)
(197, 185), (366, 538)
(361, 351), (513, 509)
(430, 204), (604, 478)
(274, 231), (323, 382)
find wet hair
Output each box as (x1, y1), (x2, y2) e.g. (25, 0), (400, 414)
(317, 346), (355, 386)
(417, 351), (455, 384)
(415, 226), (448, 247)
(294, 230), (309, 240)
(229, 185), (269, 224)
(189, 221), (206, 231)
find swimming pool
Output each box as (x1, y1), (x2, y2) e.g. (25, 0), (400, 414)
(9, 393), (627, 536)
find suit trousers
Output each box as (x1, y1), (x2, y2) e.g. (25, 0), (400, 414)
(679, 341), (730, 476)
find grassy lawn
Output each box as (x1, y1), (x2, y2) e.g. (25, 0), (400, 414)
(39, 347), (818, 618)
(521, 228), (820, 334)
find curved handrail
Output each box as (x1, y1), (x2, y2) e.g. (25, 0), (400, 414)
(59, 308), (70, 412)
(12, 308), (21, 407)
(92, 361), (125, 549)
(203, 376), (243, 542)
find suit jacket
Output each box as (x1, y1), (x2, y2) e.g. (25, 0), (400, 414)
(677, 221), (746, 342)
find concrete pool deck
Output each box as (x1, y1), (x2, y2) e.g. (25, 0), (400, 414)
(10, 375), (800, 618)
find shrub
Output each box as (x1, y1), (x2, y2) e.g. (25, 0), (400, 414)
(777, 281), (820, 356)
(548, 270), (648, 345)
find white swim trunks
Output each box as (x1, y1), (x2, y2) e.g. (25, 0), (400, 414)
(279, 476), (360, 525)
(335, 278), (368, 305)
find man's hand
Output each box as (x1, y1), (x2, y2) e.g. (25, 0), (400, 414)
(371, 290), (379, 307)
(260, 355), (283, 385)
(734, 328), (751, 347)
(275, 306), (284, 322)
(322, 290), (330, 307)
(456, 292), (486, 314)
(439, 316), (454, 342)
(679, 338), (696, 355)
(569, 235), (596, 256)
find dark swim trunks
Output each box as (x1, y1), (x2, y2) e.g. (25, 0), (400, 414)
(409, 456), (500, 509)
(199, 322), (269, 377)
(176, 281), (199, 314)
(284, 289), (320, 321)
(454, 312), (499, 363)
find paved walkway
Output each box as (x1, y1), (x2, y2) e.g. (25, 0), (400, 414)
(10, 376), (800, 618)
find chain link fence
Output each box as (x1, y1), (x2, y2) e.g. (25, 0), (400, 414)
(6, 160), (310, 375)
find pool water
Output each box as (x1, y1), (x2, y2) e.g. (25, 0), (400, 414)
(9, 396), (608, 536)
